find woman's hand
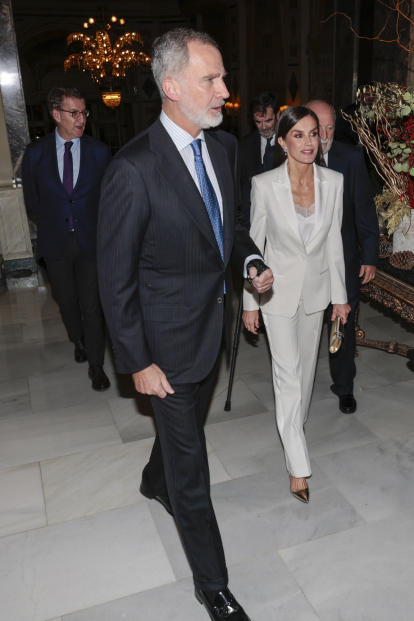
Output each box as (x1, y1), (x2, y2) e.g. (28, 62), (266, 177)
(243, 310), (260, 334)
(332, 303), (351, 324)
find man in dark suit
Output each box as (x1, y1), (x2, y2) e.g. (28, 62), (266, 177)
(22, 87), (111, 391)
(98, 28), (273, 621)
(306, 100), (379, 414)
(239, 92), (280, 229)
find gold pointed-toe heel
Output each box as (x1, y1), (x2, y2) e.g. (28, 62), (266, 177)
(290, 487), (309, 503)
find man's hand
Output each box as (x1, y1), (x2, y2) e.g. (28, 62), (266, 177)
(133, 363), (174, 399)
(359, 265), (376, 285)
(249, 266), (274, 293)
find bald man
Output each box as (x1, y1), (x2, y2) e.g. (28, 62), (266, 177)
(306, 100), (379, 414)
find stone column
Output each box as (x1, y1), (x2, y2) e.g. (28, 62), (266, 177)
(0, 0), (37, 288)
(279, 0), (301, 106)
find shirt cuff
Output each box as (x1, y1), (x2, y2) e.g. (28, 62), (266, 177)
(243, 254), (264, 278)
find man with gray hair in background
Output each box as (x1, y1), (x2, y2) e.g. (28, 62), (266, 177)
(98, 28), (273, 620)
(305, 100), (379, 415)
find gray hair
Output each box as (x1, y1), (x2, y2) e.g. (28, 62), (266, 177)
(304, 99), (336, 123)
(152, 28), (219, 102)
(47, 87), (85, 121)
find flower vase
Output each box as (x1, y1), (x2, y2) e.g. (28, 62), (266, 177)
(392, 211), (414, 253)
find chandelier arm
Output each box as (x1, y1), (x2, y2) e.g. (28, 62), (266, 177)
(67, 32), (85, 46)
(64, 54), (81, 72)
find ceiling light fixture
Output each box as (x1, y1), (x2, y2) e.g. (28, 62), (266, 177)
(64, 11), (151, 108)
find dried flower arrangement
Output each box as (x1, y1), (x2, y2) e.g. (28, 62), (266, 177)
(342, 82), (414, 235)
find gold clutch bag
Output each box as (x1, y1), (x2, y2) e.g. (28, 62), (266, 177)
(329, 316), (345, 353)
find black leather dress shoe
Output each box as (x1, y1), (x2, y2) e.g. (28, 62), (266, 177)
(195, 588), (251, 621)
(74, 339), (87, 363)
(339, 393), (357, 414)
(88, 366), (110, 391)
(140, 479), (174, 516)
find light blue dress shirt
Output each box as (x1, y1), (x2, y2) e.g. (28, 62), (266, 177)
(55, 128), (81, 187)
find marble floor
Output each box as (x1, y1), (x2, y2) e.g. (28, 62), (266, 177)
(1, 278), (414, 621)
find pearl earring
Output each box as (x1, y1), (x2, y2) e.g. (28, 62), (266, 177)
(283, 147), (287, 154)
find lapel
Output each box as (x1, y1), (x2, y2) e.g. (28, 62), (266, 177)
(252, 130), (262, 174)
(325, 141), (342, 174)
(271, 161), (330, 248)
(306, 163), (330, 246)
(43, 132), (67, 198)
(272, 161), (303, 246)
(72, 134), (91, 196)
(204, 130), (233, 266)
(150, 119), (223, 262)
(47, 131), (90, 198)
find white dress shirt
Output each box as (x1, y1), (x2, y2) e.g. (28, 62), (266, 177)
(160, 111), (262, 278)
(260, 134), (275, 162)
(55, 128), (81, 187)
(160, 111), (223, 220)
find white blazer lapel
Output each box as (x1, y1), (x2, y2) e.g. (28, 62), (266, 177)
(272, 161), (303, 246)
(306, 163), (330, 246)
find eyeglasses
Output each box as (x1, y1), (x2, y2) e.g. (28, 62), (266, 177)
(59, 108), (90, 119)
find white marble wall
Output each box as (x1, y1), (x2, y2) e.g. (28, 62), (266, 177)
(0, 188), (33, 260)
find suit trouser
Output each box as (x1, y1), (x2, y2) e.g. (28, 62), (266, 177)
(262, 300), (324, 478)
(44, 233), (106, 367)
(143, 357), (228, 592)
(327, 289), (360, 397)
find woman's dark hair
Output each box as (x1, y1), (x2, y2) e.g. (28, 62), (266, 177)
(273, 105), (326, 169)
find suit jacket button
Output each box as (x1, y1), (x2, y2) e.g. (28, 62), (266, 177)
(69, 199), (73, 203)
(65, 218), (68, 222)
(217, 297), (222, 303)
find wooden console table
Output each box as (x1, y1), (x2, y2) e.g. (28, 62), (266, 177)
(356, 259), (414, 363)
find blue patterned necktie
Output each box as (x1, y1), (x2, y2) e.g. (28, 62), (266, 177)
(190, 139), (224, 261)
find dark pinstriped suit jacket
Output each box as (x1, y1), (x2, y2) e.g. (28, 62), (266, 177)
(97, 118), (261, 383)
(327, 141), (379, 298)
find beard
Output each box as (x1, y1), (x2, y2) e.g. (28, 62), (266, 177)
(258, 127), (275, 138)
(179, 92), (224, 129)
(321, 137), (333, 154)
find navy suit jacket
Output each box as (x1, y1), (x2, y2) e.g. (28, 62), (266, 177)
(98, 119), (261, 382)
(22, 131), (111, 261)
(239, 130), (263, 230)
(327, 140), (379, 297)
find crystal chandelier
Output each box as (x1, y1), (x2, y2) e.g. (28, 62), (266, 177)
(64, 13), (151, 108)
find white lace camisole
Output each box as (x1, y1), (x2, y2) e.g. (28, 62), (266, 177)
(294, 202), (315, 245)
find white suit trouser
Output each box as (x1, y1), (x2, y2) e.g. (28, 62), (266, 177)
(262, 300), (324, 478)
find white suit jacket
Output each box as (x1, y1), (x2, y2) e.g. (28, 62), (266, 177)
(244, 161), (347, 317)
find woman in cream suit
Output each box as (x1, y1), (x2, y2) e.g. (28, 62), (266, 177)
(243, 106), (350, 503)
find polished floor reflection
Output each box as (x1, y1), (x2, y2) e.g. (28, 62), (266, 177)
(1, 282), (414, 621)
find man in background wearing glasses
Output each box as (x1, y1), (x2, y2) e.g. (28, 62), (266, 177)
(22, 87), (112, 391)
